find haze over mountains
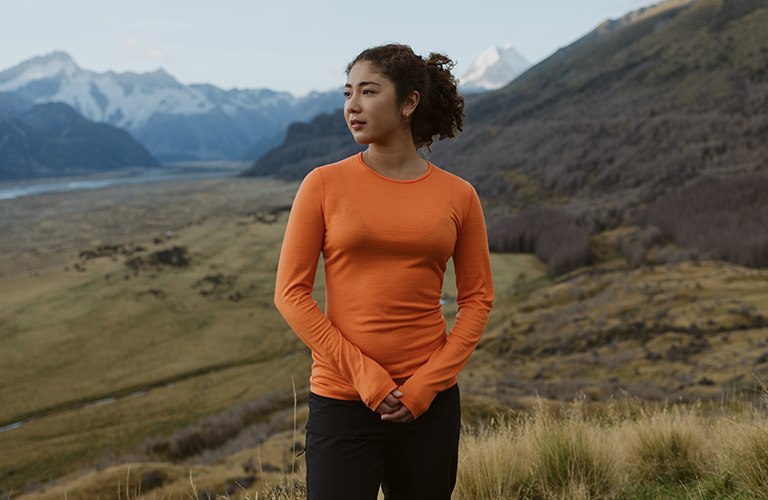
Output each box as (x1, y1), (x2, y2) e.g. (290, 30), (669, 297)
(0, 52), (344, 162)
(0, 44), (524, 179)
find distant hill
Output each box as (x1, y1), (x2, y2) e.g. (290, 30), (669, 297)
(242, 110), (363, 179)
(0, 102), (158, 179)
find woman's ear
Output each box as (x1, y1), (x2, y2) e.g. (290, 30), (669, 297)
(402, 90), (420, 119)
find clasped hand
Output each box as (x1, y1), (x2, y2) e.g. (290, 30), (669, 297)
(376, 389), (413, 423)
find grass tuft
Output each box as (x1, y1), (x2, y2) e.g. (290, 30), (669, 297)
(632, 425), (703, 485)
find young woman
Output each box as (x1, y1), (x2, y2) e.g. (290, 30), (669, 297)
(274, 43), (494, 500)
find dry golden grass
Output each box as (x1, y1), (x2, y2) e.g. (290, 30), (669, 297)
(3, 174), (767, 498)
(0, 177), (307, 493)
(0, 175), (548, 495)
(475, 259), (768, 405)
(455, 394), (768, 499)
(22, 392), (768, 500)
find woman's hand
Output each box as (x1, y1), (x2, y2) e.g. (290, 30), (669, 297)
(376, 390), (414, 423)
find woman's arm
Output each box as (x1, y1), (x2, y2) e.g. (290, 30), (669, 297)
(274, 168), (398, 411)
(397, 185), (494, 418)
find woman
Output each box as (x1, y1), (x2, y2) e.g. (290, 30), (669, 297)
(274, 43), (494, 500)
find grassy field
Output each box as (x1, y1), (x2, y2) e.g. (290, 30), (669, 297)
(2, 174), (767, 498)
(18, 392), (768, 499)
(0, 176), (548, 496)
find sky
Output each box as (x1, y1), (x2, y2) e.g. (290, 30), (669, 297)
(0, 0), (657, 97)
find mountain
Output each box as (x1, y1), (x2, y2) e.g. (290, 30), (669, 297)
(0, 102), (158, 179)
(430, 0), (768, 271)
(239, 0), (768, 274)
(242, 110), (363, 179)
(0, 93), (31, 118)
(460, 43), (531, 93)
(0, 52), (343, 161)
(436, 0), (767, 204)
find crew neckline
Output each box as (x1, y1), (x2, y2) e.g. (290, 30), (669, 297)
(356, 152), (433, 184)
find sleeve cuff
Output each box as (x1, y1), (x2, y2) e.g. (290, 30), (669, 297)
(396, 385), (436, 419)
(365, 380), (399, 412)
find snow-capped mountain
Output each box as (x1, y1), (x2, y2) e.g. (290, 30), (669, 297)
(460, 43), (531, 93)
(0, 52), (343, 161)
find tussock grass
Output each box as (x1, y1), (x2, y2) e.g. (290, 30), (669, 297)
(631, 416), (704, 485)
(19, 392), (768, 499)
(454, 395), (768, 499)
(731, 428), (768, 498)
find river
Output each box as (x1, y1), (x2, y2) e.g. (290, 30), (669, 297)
(0, 162), (251, 201)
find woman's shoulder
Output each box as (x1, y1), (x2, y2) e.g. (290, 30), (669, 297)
(429, 163), (478, 195)
(312, 153), (360, 178)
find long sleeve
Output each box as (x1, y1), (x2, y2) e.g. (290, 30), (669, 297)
(397, 186), (494, 418)
(273, 169), (398, 411)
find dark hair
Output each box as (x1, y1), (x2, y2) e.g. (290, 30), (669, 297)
(346, 43), (464, 151)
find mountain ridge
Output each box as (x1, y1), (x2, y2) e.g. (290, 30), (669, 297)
(241, 0), (768, 274)
(0, 52), (343, 161)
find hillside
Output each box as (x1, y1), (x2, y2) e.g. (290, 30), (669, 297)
(2, 177), (765, 497)
(242, 0), (768, 275)
(242, 110), (363, 179)
(0, 102), (158, 179)
(4, 0), (768, 497)
(438, 0), (768, 209)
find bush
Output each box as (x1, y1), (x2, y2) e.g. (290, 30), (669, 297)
(144, 391), (293, 461)
(638, 175), (768, 268)
(488, 207), (592, 276)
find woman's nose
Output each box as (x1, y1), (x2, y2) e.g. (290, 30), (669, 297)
(345, 94), (360, 113)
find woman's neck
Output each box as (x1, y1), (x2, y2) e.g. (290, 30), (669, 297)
(363, 146), (427, 180)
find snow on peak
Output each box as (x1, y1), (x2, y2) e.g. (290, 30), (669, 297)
(460, 43), (531, 92)
(0, 51), (81, 92)
(0, 52), (219, 129)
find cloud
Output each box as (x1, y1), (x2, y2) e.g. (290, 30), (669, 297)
(119, 36), (170, 62)
(121, 36), (141, 48)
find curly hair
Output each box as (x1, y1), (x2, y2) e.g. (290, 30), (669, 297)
(346, 43), (464, 151)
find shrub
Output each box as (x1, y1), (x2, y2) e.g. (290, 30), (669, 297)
(616, 226), (665, 268)
(144, 391), (293, 461)
(637, 175), (768, 268)
(488, 207), (592, 276)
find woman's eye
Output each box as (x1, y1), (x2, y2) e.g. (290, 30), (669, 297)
(343, 91), (351, 98)
(362, 89), (374, 95)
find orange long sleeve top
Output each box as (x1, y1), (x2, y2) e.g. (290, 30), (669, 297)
(273, 152), (494, 418)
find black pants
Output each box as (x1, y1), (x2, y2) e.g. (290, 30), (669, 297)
(305, 384), (461, 500)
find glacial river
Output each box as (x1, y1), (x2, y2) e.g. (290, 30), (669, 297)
(0, 163), (250, 201)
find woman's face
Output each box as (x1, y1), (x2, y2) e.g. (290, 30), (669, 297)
(344, 61), (408, 146)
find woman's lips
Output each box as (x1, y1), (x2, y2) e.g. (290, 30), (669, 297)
(350, 120), (365, 130)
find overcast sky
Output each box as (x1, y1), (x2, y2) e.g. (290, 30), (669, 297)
(1, 0), (657, 96)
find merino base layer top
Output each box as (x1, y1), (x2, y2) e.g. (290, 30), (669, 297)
(274, 152), (494, 418)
